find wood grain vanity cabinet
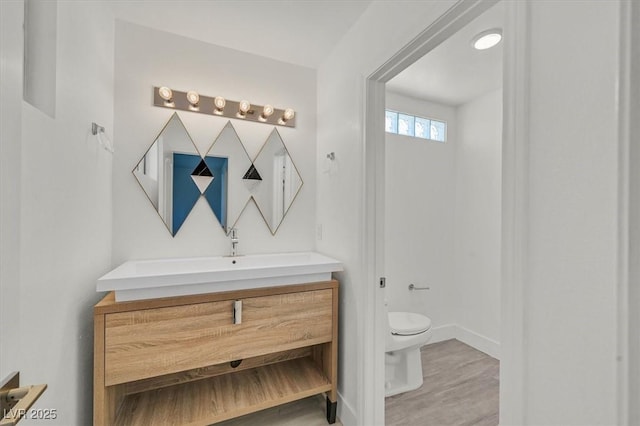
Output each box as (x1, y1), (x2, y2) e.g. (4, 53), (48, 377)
(94, 280), (338, 426)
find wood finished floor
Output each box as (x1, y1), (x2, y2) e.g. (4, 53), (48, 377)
(216, 339), (497, 426)
(386, 339), (500, 426)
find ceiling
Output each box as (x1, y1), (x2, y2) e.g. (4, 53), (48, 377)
(386, 2), (504, 106)
(110, 0), (373, 69)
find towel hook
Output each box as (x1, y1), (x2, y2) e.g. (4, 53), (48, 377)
(91, 122), (114, 153)
(91, 122), (104, 135)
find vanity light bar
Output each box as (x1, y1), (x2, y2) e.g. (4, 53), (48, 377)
(152, 87), (296, 128)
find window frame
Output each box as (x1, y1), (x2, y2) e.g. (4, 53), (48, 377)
(384, 109), (447, 142)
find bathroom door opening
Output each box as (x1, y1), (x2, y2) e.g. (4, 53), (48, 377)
(383, 0), (504, 410)
(362, 1), (530, 424)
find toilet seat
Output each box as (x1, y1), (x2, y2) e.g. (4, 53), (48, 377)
(385, 311), (433, 396)
(388, 311), (432, 336)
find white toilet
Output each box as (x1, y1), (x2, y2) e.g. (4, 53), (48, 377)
(385, 310), (433, 397)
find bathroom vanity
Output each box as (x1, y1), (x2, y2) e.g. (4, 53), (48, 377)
(93, 280), (339, 425)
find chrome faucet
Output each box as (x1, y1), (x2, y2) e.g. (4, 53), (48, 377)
(230, 227), (239, 257)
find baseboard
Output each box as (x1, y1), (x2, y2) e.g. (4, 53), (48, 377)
(454, 325), (501, 360)
(337, 391), (357, 426)
(429, 323), (457, 343)
(425, 324), (501, 360)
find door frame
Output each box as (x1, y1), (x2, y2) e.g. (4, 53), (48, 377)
(619, 1), (637, 424)
(361, 0), (530, 423)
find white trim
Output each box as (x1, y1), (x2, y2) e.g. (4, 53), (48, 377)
(616, 1), (629, 423)
(455, 325), (501, 360)
(618, 1), (637, 424)
(629, 6), (640, 420)
(428, 324), (458, 344)
(361, 77), (386, 426)
(362, 1), (524, 425)
(337, 391), (357, 426)
(367, 0), (500, 82)
(426, 324), (501, 360)
(499, 1), (529, 424)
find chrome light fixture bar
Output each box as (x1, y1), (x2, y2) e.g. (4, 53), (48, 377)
(152, 87), (296, 128)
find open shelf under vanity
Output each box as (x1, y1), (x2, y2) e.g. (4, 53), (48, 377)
(94, 281), (339, 426)
(115, 356), (331, 425)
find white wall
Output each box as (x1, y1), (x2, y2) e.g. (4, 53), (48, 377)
(113, 21), (316, 264)
(453, 88), (502, 355)
(316, 2), (457, 423)
(319, 1), (623, 425)
(0, 1), (115, 425)
(525, 2), (619, 423)
(384, 92), (457, 336)
(384, 89), (501, 357)
(0, 0), (24, 378)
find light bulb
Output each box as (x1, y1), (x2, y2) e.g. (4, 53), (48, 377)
(279, 108), (295, 124)
(260, 104), (275, 121)
(237, 100), (251, 118)
(283, 108), (295, 120)
(158, 86), (173, 101)
(214, 96), (226, 109)
(471, 29), (502, 50)
(186, 90), (200, 106)
(213, 96), (226, 115)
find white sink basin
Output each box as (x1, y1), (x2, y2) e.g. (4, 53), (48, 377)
(97, 251), (343, 302)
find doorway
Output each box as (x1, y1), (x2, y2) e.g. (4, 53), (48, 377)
(383, 2), (503, 422)
(362, 1), (529, 424)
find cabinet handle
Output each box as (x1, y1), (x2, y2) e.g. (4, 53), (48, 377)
(233, 300), (242, 325)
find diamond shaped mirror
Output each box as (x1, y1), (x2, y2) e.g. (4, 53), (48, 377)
(134, 113), (202, 236)
(251, 128), (303, 234)
(134, 113), (231, 236)
(205, 121), (253, 235)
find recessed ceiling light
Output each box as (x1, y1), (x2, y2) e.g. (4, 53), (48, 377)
(471, 29), (503, 50)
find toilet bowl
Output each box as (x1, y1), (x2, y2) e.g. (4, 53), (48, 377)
(385, 311), (432, 397)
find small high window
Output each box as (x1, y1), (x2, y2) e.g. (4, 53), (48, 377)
(385, 110), (446, 142)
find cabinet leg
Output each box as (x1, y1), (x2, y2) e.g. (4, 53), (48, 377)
(326, 396), (337, 424)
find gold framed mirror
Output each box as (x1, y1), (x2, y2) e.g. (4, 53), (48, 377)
(133, 114), (303, 236)
(249, 128), (303, 235)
